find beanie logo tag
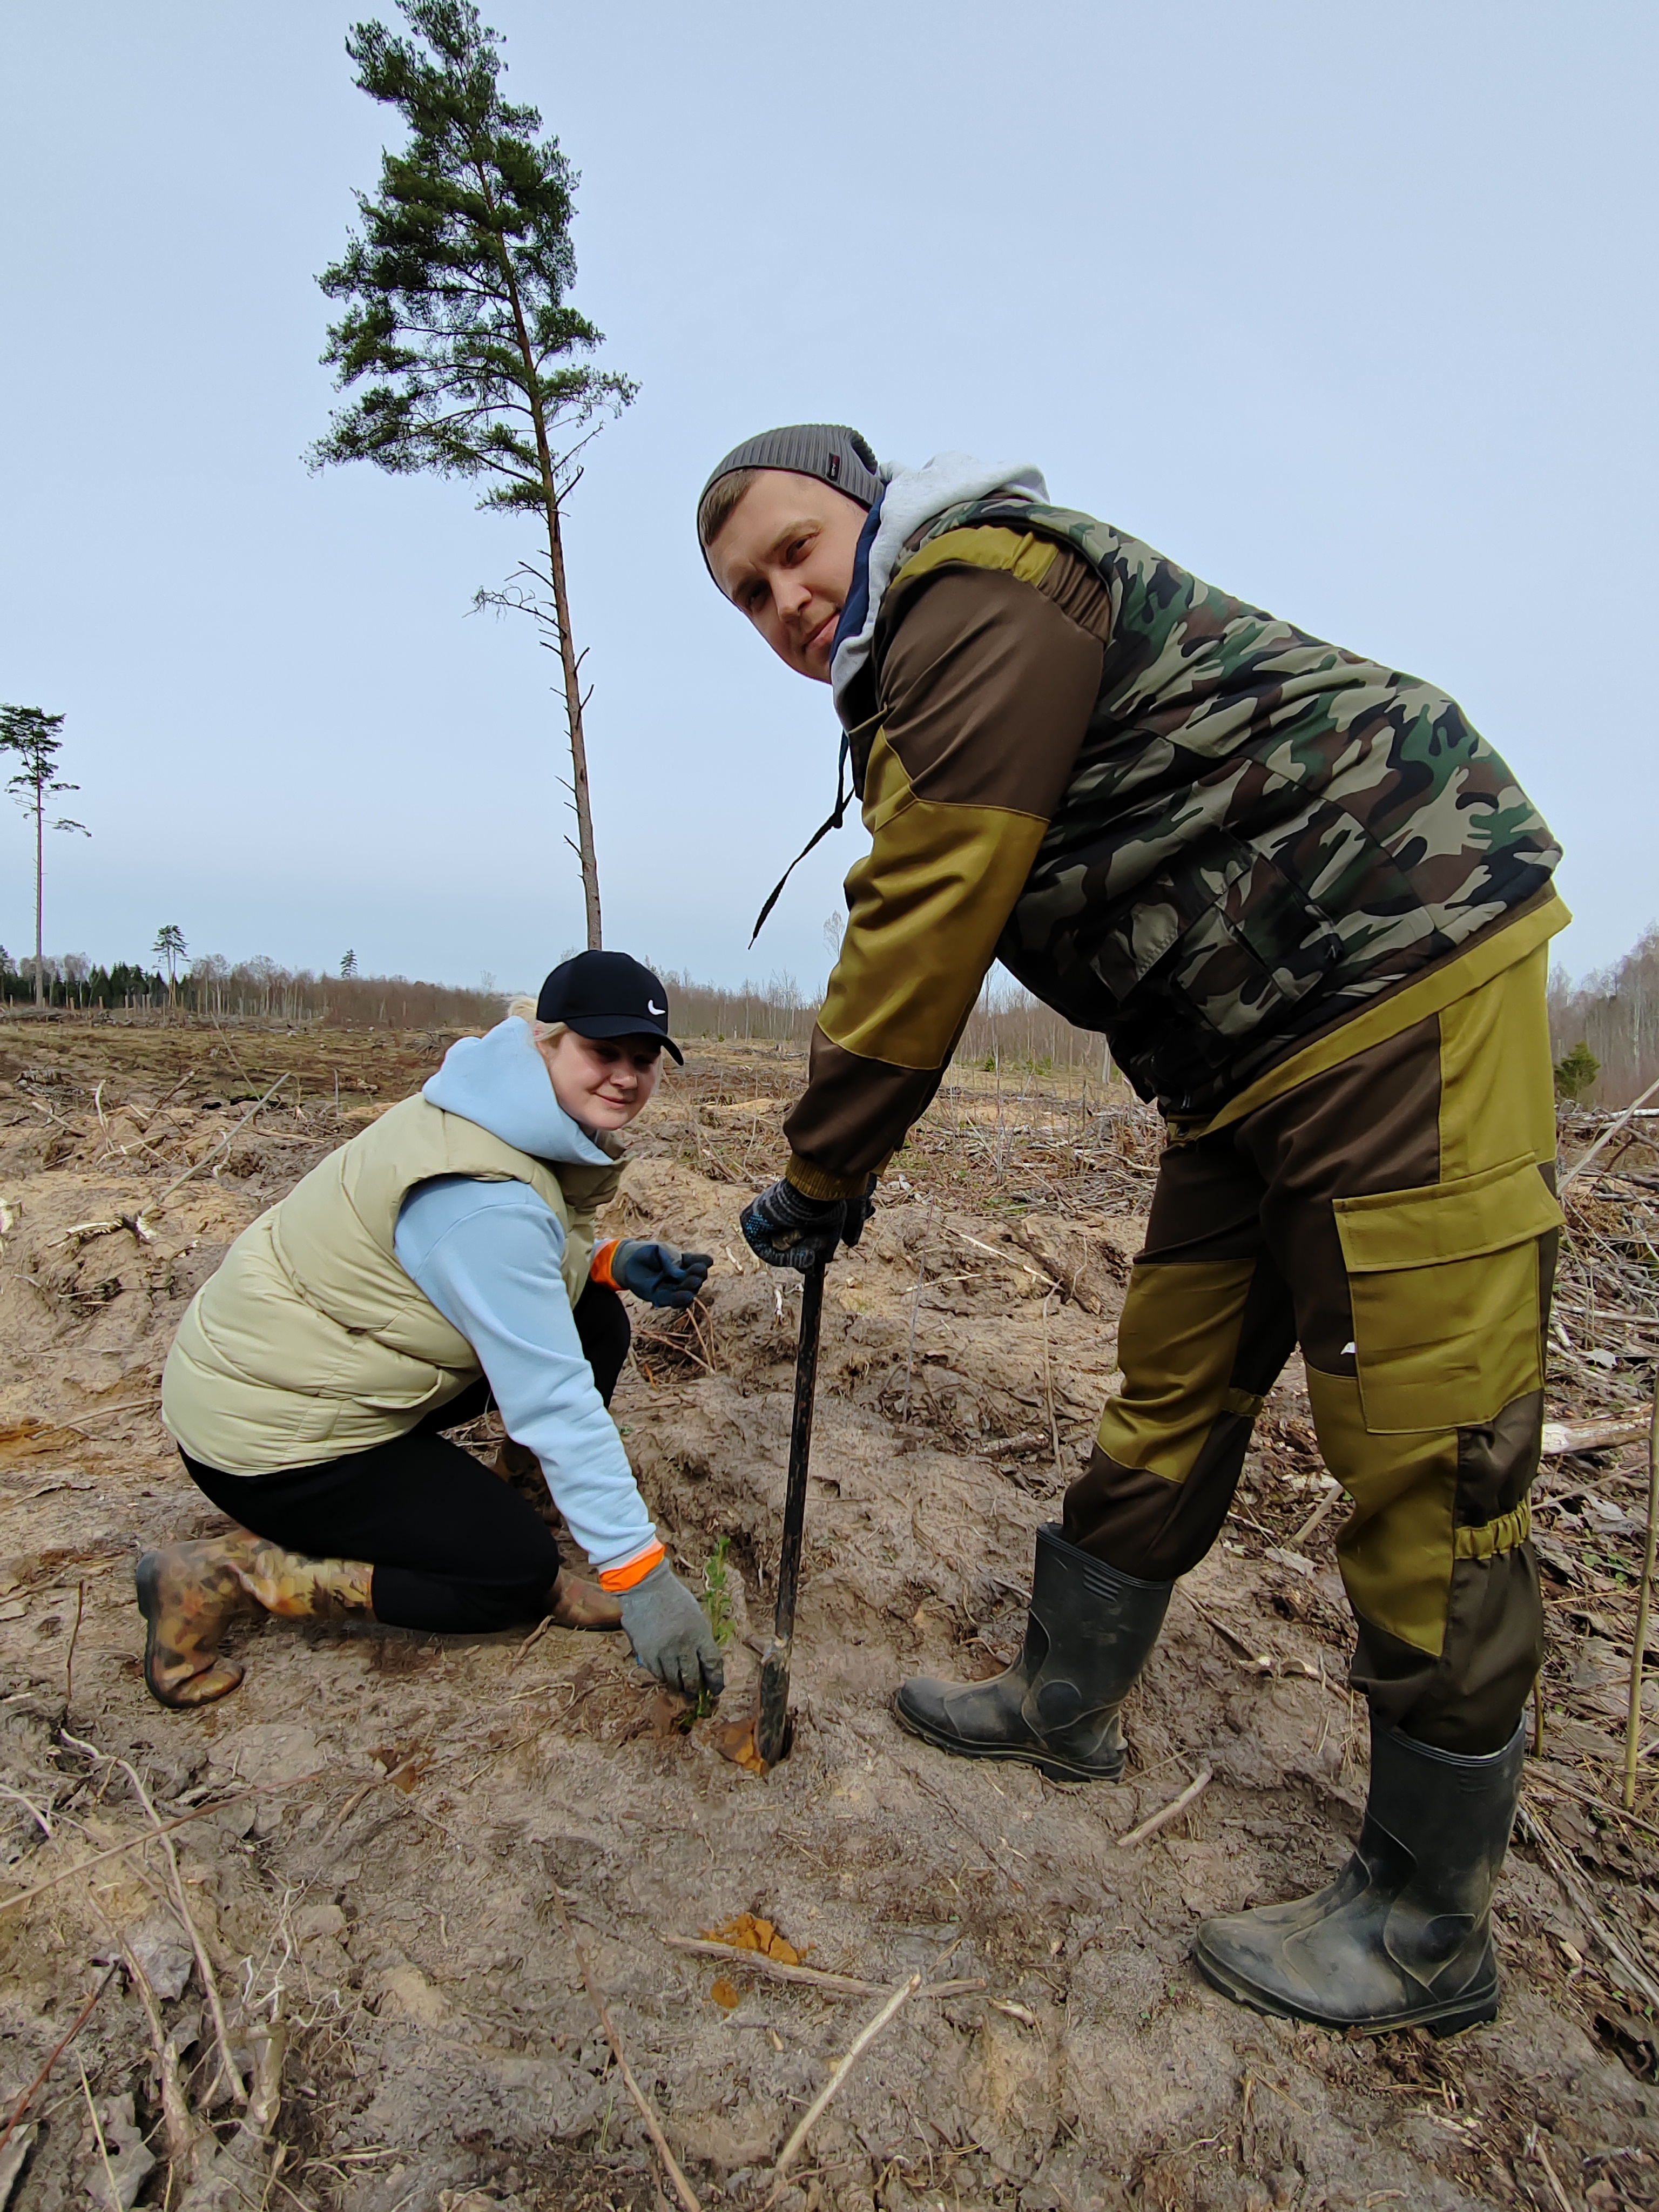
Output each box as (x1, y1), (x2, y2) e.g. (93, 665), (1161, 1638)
(826, 453), (841, 481)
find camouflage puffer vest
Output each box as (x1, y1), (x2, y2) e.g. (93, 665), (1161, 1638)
(886, 496), (1560, 1112)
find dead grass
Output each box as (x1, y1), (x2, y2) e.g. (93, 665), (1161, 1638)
(3, 1020), (1659, 2211)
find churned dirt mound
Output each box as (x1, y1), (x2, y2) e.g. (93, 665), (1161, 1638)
(2, 1019), (1658, 2212)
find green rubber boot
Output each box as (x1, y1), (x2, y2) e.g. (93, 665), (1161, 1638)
(892, 1522), (1171, 1783)
(1194, 1713), (1526, 2035)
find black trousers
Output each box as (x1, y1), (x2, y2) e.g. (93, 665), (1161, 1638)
(182, 1283), (632, 1635)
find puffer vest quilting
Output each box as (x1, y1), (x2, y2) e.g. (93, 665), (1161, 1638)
(868, 497), (1560, 1112)
(161, 1093), (622, 1474)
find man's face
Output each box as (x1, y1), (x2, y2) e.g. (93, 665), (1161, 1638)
(707, 470), (868, 683)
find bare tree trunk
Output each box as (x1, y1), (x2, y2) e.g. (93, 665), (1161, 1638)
(32, 786), (43, 1007)
(543, 496), (602, 949)
(494, 233), (604, 949)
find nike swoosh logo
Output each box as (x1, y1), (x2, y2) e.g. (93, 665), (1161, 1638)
(648, 1001), (665, 1015)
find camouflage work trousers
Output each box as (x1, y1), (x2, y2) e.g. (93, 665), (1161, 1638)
(1063, 945), (1561, 1755)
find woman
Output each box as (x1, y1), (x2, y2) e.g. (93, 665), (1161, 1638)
(141, 950), (725, 1709)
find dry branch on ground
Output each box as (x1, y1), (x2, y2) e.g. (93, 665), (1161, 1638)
(3, 1017), (1659, 2211)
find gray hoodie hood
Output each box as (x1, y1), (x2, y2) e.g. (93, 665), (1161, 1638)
(422, 1017), (614, 1168)
(830, 451), (1047, 719)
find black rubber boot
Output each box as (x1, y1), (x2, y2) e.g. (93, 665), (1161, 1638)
(892, 1522), (1171, 1783)
(1193, 1712), (1525, 2035)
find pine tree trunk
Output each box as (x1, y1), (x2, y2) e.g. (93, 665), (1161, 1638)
(543, 495), (602, 950)
(32, 786), (43, 1008)
(497, 238), (604, 950)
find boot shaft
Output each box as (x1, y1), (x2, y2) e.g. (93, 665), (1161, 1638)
(236, 1545), (375, 1620)
(893, 1522), (1172, 1784)
(1358, 1715), (1525, 1942)
(1023, 1521), (1172, 1725)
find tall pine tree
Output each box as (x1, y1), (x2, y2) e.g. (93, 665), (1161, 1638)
(311, 0), (633, 947)
(1, 705), (87, 1007)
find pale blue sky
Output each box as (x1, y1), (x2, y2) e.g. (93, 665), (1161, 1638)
(2, 2), (1654, 997)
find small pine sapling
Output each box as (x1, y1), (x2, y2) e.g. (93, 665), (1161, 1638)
(1555, 1041), (1601, 1103)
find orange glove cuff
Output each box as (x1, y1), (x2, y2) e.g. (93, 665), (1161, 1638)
(590, 1239), (623, 1291)
(598, 1541), (665, 1593)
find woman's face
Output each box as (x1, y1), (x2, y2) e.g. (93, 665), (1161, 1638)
(538, 1028), (662, 1130)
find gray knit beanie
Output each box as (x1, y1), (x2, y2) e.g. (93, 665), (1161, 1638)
(698, 424), (882, 554)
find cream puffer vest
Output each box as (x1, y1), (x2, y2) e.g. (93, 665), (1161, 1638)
(161, 1094), (623, 1475)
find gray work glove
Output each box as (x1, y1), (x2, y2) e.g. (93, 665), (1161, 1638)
(618, 1558), (725, 1700)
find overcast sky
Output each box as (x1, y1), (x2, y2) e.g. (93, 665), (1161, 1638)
(2, 2), (1654, 999)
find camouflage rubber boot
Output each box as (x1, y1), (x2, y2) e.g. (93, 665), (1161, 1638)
(892, 1522), (1171, 1783)
(1193, 1714), (1526, 2035)
(136, 1535), (265, 1709)
(546, 1570), (623, 1630)
(233, 1544), (376, 1621)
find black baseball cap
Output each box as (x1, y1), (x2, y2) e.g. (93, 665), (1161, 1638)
(535, 951), (683, 1064)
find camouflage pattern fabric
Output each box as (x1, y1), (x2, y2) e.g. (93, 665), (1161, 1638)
(912, 498), (1560, 1114)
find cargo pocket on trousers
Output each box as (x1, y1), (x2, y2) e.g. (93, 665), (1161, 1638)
(1333, 1154), (1563, 1434)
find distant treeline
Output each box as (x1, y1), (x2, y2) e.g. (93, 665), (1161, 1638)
(0, 949), (504, 1030)
(1549, 926), (1659, 1107)
(0, 943), (1129, 1072)
(2, 953), (170, 1010)
(40, 929), (1656, 1103)
(660, 970), (1110, 1076)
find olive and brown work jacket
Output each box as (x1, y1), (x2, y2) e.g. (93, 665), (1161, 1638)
(782, 488), (1564, 1201)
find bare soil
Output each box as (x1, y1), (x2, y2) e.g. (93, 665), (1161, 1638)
(3, 1016), (1659, 2212)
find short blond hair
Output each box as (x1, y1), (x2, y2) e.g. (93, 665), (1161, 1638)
(697, 467), (763, 554)
(510, 997), (567, 1048)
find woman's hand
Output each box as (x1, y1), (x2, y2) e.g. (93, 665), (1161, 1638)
(610, 1239), (713, 1308)
(618, 1559), (725, 1698)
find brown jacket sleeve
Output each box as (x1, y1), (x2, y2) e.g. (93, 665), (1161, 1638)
(783, 537), (1109, 1196)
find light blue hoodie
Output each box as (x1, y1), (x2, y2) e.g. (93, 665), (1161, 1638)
(392, 1018), (656, 1572)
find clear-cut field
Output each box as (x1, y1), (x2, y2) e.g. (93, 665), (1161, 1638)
(2, 1019), (1658, 2211)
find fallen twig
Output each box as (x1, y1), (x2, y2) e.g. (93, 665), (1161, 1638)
(1625, 1394), (1659, 1809)
(0, 1770), (322, 1916)
(1560, 1075), (1659, 1193)
(508, 1615), (555, 1669)
(1040, 1289), (1063, 1476)
(1185, 1595), (1259, 1660)
(1116, 1768), (1213, 1849)
(138, 1072), (290, 1224)
(1530, 2131), (1576, 2212)
(0, 1784), (52, 1837)
(0, 1969), (113, 2155)
(119, 1936), (197, 2168)
(76, 2053), (123, 2212)
(659, 1936), (982, 2001)
(899, 1201), (934, 1422)
(1543, 1414), (1652, 1456)
(65, 1579), (84, 1708)
(1519, 1801), (1659, 2011)
(63, 1734), (245, 2108)
(1287, 1486), (1341, 1549)
(550, 1886), (703, 2212)
(760, 1974), (920, 2206)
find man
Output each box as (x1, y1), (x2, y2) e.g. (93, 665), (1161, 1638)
(700, 424), (1565, 2036)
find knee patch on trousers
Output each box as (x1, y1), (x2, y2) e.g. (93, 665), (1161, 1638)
(1094, 1258), (1260, 1484)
